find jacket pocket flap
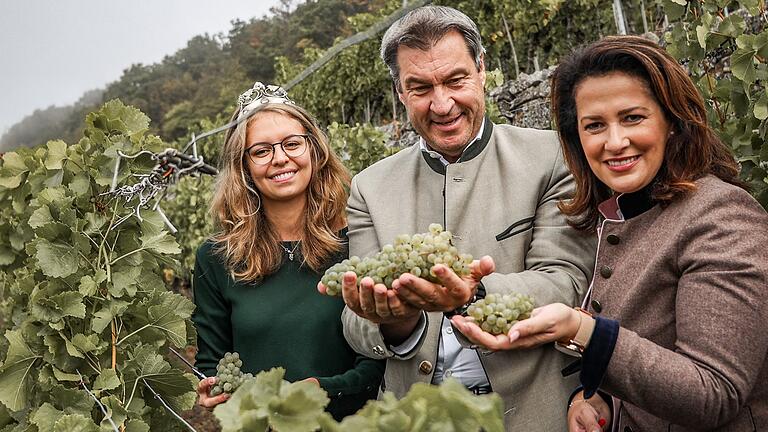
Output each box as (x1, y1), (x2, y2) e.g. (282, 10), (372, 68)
(495, 216), (534, 241)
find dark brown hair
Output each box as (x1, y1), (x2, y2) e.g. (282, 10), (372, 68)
(551, 35), (744, 231)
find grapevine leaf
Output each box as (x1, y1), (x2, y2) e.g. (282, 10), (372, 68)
(270, 381), (329, 432)
(139, 232), (181, 255)
(36, 187), (72, 211)
(53, 413), (99, 432)
(214, 378), (271, 432)
(696, 25), (709, 49)
(44, 141), (68, 170)
(68, 172), (91, 197)
(31, 402), (64, 431)
(143, 375), (197, 413)
(35, 239), (79, 278)
(110, 267), (141, 297)
(33, 291), (86, 322)
(54, 292), (87, 319)
(754, 32), (768, 59)
(0, 403), (11, 427)
(91, 300), (129, 333)
(740, 0), (761, 14)
(0, 152), (29, 189)
(731, 47), (757, 83)
(94, 369), (120, 391)
(50, 384), (93, 415)
(755, 93), (768, 121)
(63, 337), (84, 359)
(79, 275), (97, 297)
(3, 329), (34, 364)
(0, 354), (38, 411)
(51, 366), (81, 382)
(28, 205), (54, 229)
(100, 395), (128, 430)
(717, 14), (745, 38)
(71, 334), (101, 354)
(124, 419), (150, 432)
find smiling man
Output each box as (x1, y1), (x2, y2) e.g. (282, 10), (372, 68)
(336, 5), (596, 430)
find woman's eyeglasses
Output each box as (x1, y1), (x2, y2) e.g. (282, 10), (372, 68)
(245, 134), (309, 165)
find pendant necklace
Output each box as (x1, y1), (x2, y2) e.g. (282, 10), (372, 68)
(280, 240), (301, 261)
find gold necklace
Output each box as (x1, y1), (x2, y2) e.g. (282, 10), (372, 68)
(279, 241), (301, 261)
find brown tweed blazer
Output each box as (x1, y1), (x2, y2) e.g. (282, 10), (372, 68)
(588, 175), (768, 431)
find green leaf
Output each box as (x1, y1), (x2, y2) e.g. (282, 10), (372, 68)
(270, 381), (329, 432)
(663, 0), (687, 20)
(124, 419), (150, 432)
(0, 331), (39, 412)
(28, 205), (54, 229)
(717, 14), (746, 38)
(53, 413), (99, 432)
(35, 239), (79, 278)
(50, 384), (94, 415)
(0, 152), (29, 189)
(696, 24), (709, 49)
(51, 365), (81, 382)
(755, 93), (768, 120)
(110, 267), (141, 297)
(68, 172), (91, 197)
(31, 403), (64, 431)
(91, 300), (130, 333)
(79, 275), (97, 297)
(731, 47), (757, 83)
(99, 396), (128, 430)
(45, 140), (68, 170)
(33, 291), (86, 322)
(71, 333), (101, 354)
(139, 232), (181, 255)
(94, 369), (120, 391)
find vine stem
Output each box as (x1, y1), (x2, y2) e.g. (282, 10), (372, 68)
(111, 320), (117, 370)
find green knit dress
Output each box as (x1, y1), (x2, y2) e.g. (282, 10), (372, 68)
(192, 239), (383, 419)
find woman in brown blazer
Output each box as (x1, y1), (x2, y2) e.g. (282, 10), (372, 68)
(452, 36), (768, 431)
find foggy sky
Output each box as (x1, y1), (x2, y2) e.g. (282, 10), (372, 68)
(0, 0), (282, 135)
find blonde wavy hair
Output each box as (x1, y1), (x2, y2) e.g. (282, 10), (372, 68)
(210, 103), (350, 282)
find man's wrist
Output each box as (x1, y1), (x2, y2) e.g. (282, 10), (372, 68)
(444, 281), (486, 317)
(380, 314), (422, 345)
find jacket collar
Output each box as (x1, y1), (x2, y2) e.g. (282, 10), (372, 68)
(420, 116), (493, 175)
(598, 183), (656, 221)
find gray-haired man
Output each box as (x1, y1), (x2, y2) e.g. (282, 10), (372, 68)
(330, 5), (595, 430)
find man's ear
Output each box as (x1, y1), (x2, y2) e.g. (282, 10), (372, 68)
(397, 89), (406, 104)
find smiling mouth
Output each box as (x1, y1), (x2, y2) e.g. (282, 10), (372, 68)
(606, 156), (640, 167)
(270, 171), (296, 181)
(432, 114), (462, 127)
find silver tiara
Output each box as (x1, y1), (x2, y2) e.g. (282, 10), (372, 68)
(237, 82), (293, 118)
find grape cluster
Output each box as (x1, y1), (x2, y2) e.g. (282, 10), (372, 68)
(209, 352), (253, 396)
(465, 293), (535, 335)
(322, 223), (473, 296)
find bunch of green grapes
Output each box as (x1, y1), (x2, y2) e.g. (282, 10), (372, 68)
(465, 293), (535, 335)
(210, 352), (254, 396)
(322, 224), (473, 296)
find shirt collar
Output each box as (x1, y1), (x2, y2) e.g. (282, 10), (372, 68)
(419, 121), (486, 167)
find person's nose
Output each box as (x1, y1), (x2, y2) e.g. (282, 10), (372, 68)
(270, 143), (289, 165)
(605, 126), (630, 153)
(430, 86), (454, 116)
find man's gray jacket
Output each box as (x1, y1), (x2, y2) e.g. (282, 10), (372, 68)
(342, 118), (596, 430)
